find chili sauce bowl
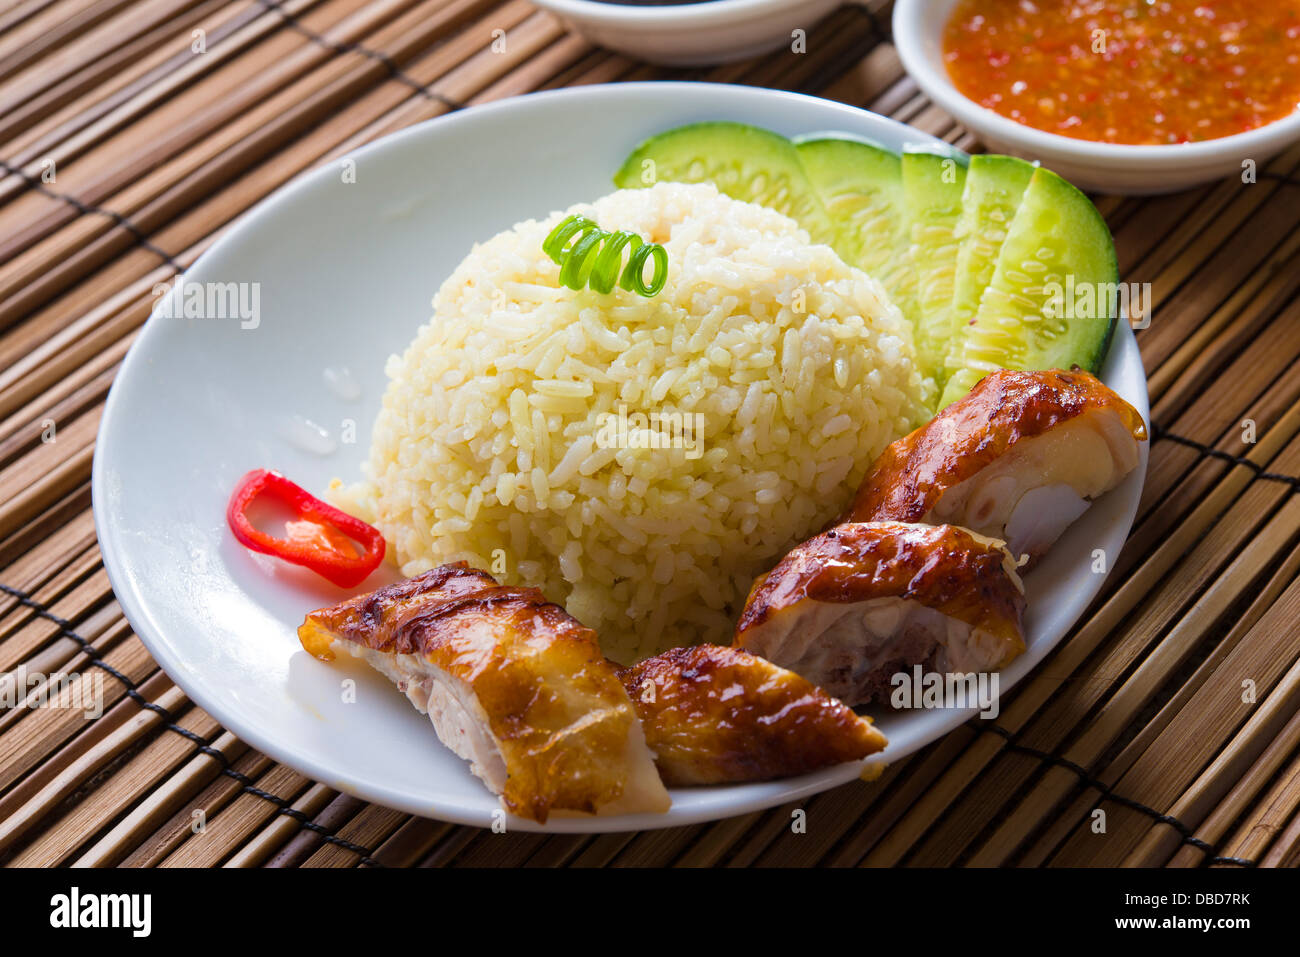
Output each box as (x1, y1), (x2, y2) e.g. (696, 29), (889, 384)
(893, 0), (1300, 195)
(529, 0), (842, 67)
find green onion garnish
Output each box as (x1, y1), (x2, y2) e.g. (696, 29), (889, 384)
(543, 214), (668, 297)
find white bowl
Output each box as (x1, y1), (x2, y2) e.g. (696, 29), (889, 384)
(94, 82), (1148, 832)
(530, 0), (842, 66)
(893, 0), (1300, 194)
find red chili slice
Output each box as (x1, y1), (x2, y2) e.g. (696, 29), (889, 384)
(226, 469), (385, 588)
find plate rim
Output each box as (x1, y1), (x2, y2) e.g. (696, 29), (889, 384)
(92, 80), (1150, 833)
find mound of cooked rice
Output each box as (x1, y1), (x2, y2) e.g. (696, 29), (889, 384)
(336, 181), (931, 662)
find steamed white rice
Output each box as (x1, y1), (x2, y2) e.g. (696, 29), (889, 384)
(336, 182), (931, 662)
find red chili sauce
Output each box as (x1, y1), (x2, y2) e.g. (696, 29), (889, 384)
(942, 0), (1300, 144)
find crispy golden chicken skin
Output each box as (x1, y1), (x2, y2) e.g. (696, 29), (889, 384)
(735, 522), (1026, 706)
(617, 645), (887, 786)
(846, 369), (1147, 561)
(299, 563), (670, 823)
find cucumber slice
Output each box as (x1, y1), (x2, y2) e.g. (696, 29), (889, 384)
(793, 137), (912, 314)
(613, 126), (1116, 414)
(944, 154), (1036, 382)
(902, 151), (967, 382)
(613, 121), (837, 247)
(939, 167), (1119, 408)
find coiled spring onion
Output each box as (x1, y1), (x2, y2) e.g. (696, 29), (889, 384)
(542, 215), (668, 297)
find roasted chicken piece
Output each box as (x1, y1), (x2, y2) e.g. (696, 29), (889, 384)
(735, 522), (1025, 707)
(618, 645), (887, 786)
(846, 368), (1146, 563)
(299, 563), (670, 823)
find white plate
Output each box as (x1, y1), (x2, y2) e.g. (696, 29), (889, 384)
(93, 82), (1149, 833)
(529, 0), (841, 67)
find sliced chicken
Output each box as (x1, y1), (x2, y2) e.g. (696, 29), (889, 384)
(846, 368), (1147, 563)
(299, 563), (670, 823)
(618, 645), (887, 786)
(734, 521), (1025, 707)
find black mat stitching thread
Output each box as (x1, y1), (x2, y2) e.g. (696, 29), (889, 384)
(0, 581), (384, 867)
(973, 721), (1256, 867)
(252, 0), (468, 112)
(844, 2), (891, 43)
(1150, 422), (1300, 493)
(1256, 171), (1300, 187)
(0, 159), (182, 272)
(0, 0), (469, 275)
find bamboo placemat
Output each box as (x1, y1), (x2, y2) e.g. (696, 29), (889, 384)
(1, 0), (1298, 869)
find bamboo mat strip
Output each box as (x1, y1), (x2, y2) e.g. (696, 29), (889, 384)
(121, 748), (278, 866)
(0, 0), (143, 85)
(1165, 684), (1300, 867)
(0, 0), (65, 37)
(231, 783), (339, 866)
(0, 0), (1298, 868)
(9, 700), (221, 867)
(159, 763), (315, 867)
(0, 0), (235, 149)
(1055, 570), (1300, 866)
(72, 730), (250, 867)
